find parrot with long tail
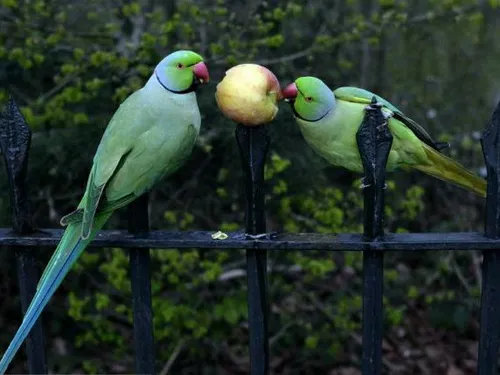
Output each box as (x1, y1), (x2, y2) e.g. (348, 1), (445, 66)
(0, 49), (209, 373)
(281, 76), (486, 197)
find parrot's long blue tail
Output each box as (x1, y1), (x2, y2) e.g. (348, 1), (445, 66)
(0, 212), (112, 374)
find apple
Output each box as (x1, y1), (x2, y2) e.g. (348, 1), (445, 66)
(215, 63), (281, 126)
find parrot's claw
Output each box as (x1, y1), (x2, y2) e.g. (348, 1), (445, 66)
(359, 177), (387, 189)
(359, 178), (371, 189)
(364, 103), (383, 111)
(376, 121), (388, 131)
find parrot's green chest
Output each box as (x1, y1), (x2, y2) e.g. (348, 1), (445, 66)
(297, 104), (365, 173)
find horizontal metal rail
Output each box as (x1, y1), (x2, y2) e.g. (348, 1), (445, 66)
(1, 229), (500, 250)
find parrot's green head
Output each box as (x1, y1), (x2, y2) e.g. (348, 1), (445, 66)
(281, 76), (335, 122)
(155, 50), (209, 93)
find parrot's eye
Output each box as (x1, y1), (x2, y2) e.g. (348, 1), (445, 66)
(176, 63), (184, 69)
(305, 96), (313, 102)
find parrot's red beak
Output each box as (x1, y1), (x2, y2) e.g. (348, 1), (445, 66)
(193, 62), (209, 84)
(282, 82), (298, 102)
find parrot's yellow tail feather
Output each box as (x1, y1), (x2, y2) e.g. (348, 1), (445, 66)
(414, 144), (486, 198)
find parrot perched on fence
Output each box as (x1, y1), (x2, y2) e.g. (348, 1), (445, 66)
(281, 76), (486, 197)
(0, 49), (209, 373)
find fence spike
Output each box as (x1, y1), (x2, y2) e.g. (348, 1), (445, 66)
(0, 97), (47, 374)
(356, 97), (392, 375)
(0, 97), (33, 234)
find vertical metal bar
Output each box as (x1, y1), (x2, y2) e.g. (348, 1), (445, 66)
(361, 250), (383, 374)
(128, 193), (155, 375)
(356, 98), (393, 375)
(235, 124), (270, 375)
(16, 250), (47, 374)
(0, 97), (47, 374)
(478, 99), (500, 375)
(477, 252), (500, 375)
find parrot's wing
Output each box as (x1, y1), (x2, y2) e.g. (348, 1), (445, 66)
(80, 165), (107, 239)
(334, 86), (448, 151)
(334, 86), (402, 112)
(61, 123), (199, 226)
(73, 90), (152, 239)
(43, 90), (199, 291)
(41, 90), (153, 289)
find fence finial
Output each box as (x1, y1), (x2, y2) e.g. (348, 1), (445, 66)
(481, 100), (500, 238)
(356, 97), (393, 239)
(0, 97), (33, 234)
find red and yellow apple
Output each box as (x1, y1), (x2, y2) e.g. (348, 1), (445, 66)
(215, 64), (281, 126)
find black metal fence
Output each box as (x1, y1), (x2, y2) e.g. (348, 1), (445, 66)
(1, 96), (500, 375)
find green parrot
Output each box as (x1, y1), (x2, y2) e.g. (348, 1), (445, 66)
(0, 49), (209, 373)
(281, 76), (486, 196)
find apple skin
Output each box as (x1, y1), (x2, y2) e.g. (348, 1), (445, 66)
(215, 64), (281, 126)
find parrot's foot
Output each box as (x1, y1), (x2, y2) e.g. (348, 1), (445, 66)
(376, 121), (388, 131)
(245, 232), (278, 240)
(364, 103), (383, 111)
(359, 179), (388, 190)
(363, 105), (389, 130)
(364, 103), (393, 122)
(359, 177), (371, 189)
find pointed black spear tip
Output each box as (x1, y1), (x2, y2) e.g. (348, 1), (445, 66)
(0, 94), (34, 234)
(364, 95), (383, 110)
(480, 99), (500, 187)
(355, 95), (393, 240)
(2, 95), (32, 138)
(480, 99), (500, 239)
(481, 99), (500, 151)
(0, 95), (32, 167)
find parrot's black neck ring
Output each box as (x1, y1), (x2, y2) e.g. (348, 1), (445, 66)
(291, 103), (331, 123)
(155, 72), (198, 94)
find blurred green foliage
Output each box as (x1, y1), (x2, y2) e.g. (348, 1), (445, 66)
(0, 0), (498, 373)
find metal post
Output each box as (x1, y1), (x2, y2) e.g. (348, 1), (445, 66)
(478, 99), (500, 375)
(235, 124), (270, 375)
(128, 193), (155, 375)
